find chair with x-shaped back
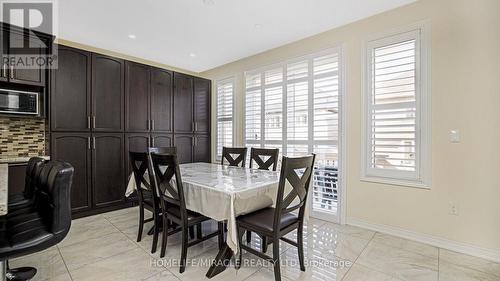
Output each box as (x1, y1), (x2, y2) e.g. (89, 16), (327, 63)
(149, 152), (224, 273)
(246, 147), (280, 245)
(236, 154), (316, 281)
(129, 151), (162, 253)
(221, 147), (248, 167)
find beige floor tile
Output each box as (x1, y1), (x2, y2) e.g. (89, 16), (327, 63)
(244, 268), (293, 281)
(316, 222), (376, 241)
(167, 245), (260, 281)
(144, 270), (181, 281)
(370, 233), (438, 259)
(59, 231), (139, 270)
(279, 248), (352, 281)
(101, 206), (141, 219)
(10, 247), (72, 281)
(342, 264), (402, 281)
(439, 249), (500, 278)
(70, 247), (164, 281)
(439, 260), (500, 281)
(357, 242), (438, 281)
(284, 218), (327, 241)
(60, 214), (118, 248)
(305, 226), (371, 261)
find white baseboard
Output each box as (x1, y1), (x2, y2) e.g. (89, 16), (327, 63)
(347, 217), (500, 263)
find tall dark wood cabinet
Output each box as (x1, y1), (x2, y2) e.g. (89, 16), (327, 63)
(51, 133), (92, 213)
(173, 73), (194, 133)
(92, 54), (125, 132)
(50, 44), (211, 218)
(51, 46), (91, 132)
(92, 134), (125, 208)
(125, 62), (150, 132)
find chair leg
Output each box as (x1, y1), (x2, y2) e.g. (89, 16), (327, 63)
(159, 215), (168, 258)
(137, 205), (144, 242)
(272, 237), (282, 281)
(246, 231), (252, 243)
(196, 223), (203, 239)
(189, 226), (195, 239)
(262, 236), (268, 253)
(151, 211), (160, 253)
(180, 224), (189, 273)
(217, 222), (225, 250)
(236, 226), (244, 270)
(297, 223), (305, 271)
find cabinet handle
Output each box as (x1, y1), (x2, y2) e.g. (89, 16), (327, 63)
(87, 116), (91, 129)
(150, 137), (154, 147)
(92, 137), (96, 150)
(9, 66), (14, 79)
(151, 119), (155, 131)
(147, 119), (150, 131)
(92, 116), (96, 129)
(1, 64), (5, 77)
(88, 137), (91, 150)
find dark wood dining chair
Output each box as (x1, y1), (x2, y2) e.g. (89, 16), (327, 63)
(249, 148), (279, 171)
(246, 147), (280, 247)
(149, 152), (224, 273)
(221, 147), (248, 167)
(129, 151), (162, 254)
(236, 154), (316, 281)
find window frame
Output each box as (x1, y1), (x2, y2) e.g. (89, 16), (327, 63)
(361, 22), (431, 188)
(215, 77), (235, 161)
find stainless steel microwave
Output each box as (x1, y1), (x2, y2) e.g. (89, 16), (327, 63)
(0, 89), (40, 115)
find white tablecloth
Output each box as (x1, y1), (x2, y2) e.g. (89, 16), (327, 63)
(126, 162), (281, 253)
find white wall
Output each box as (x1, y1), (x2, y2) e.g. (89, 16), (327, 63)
(202, 0), (500, 257)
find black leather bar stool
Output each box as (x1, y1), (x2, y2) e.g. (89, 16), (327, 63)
(0, 160), (74, 281)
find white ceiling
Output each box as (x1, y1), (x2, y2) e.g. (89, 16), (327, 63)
(58, 0), (415, 72)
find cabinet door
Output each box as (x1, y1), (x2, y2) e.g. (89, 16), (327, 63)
(152, 134), (172, 148)
(125, 62), (150, 132)
(150, 68), (173, 132)
(194, 78), (211, 134)
(8, 30), (47, 86)
(174, 135), (193, 164)
(51, 133), (92, 213)
(193, 135), (210, 163)
(51, 46), (91, 131)
(92, 133), (125, 208)
(92, 54), (124, 132)
(124, 133), (150, 201)
(173, 73), (193, 133)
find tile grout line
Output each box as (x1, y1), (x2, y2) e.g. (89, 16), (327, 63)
(57, 245), (75, 281)
(339, 229), (376, 281)
(102, 212), (179, 279)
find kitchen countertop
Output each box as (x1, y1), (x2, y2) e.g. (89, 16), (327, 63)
(0, 155), (50, 164)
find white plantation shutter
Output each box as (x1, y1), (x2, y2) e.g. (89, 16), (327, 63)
(216, 78), (234, 159)
(244, 47), (343, 216)
(364, 26), (430, 186)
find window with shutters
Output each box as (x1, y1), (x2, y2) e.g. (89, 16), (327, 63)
(216, 78), (234, 160)
(362, 24), (430, 187)
(244, 47), (343, 216)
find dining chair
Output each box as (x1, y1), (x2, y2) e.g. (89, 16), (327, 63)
(147, 146), (199, 239)
(221, 147), (248, 167)
(129, 151), (163, 253)
(249, 148), (279, 171)
(246, 147), (280, 248)
(149, 152), (224, 273)
(236, 154), (316, 281)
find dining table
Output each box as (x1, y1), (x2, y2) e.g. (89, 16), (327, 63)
(125, 162), (282, 277)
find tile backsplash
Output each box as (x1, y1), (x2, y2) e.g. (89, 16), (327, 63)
(0, 117), (46, 158)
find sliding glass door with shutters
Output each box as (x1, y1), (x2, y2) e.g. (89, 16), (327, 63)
(244, 47), (343, 222)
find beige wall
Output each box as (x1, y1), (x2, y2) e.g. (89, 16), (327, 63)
(202, 0), (500, 253)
